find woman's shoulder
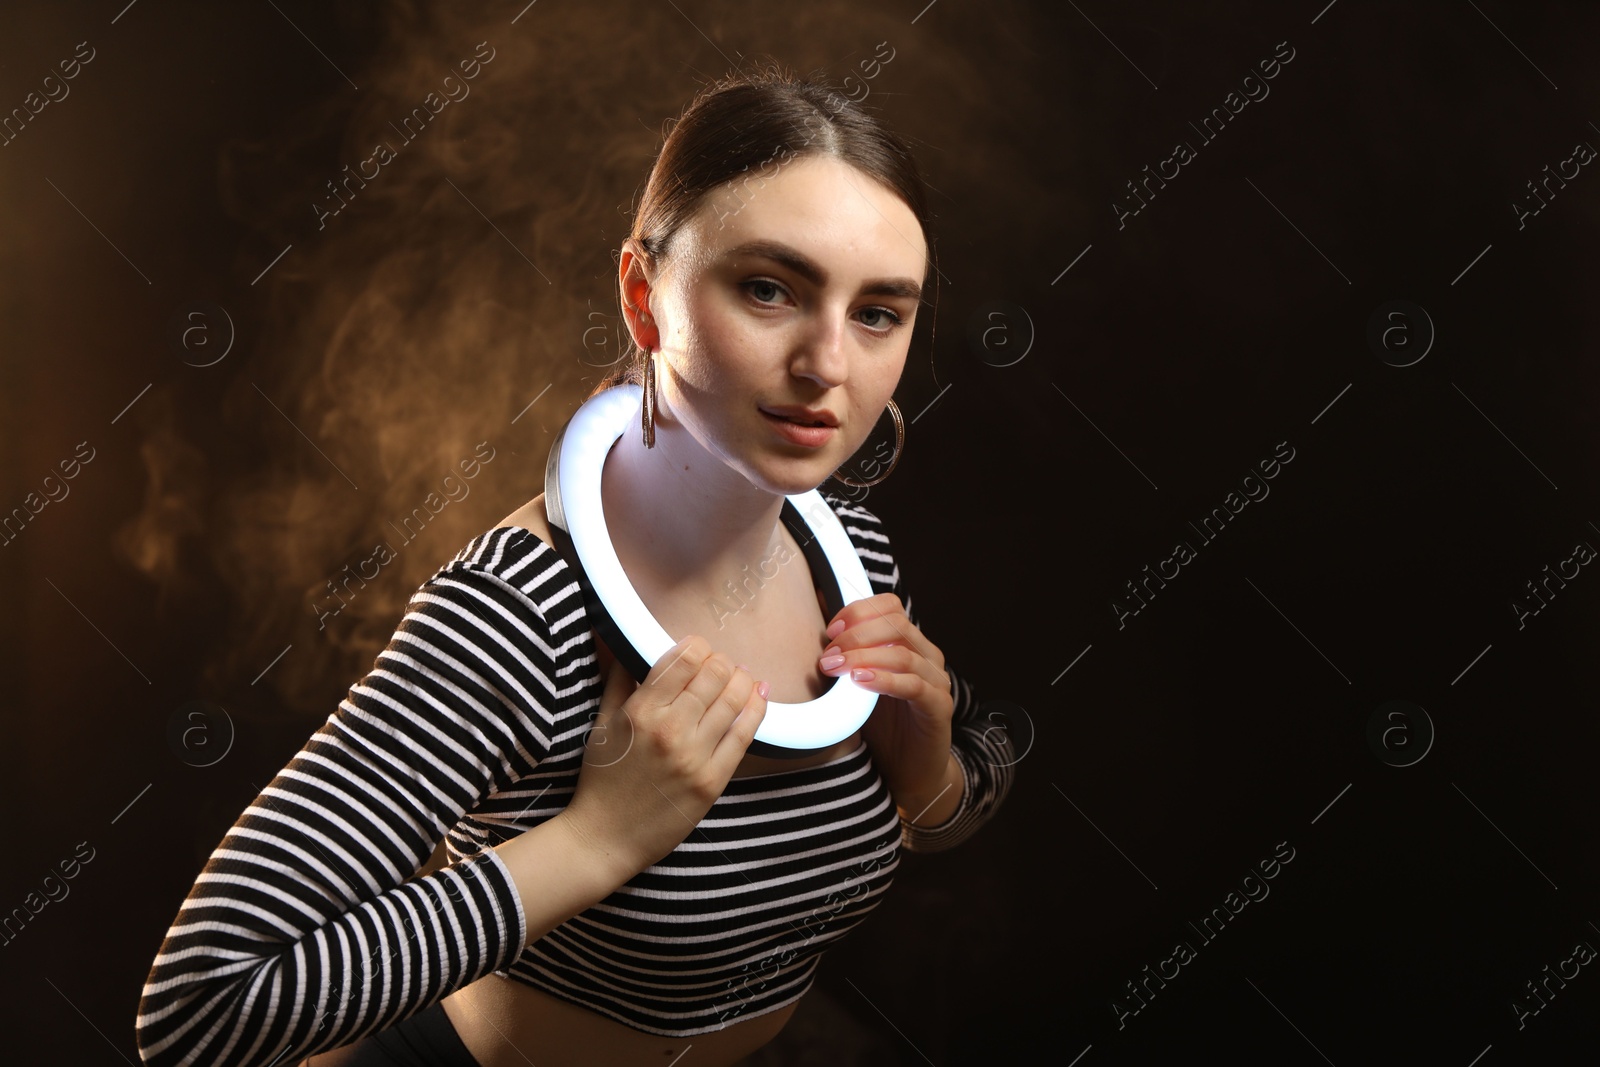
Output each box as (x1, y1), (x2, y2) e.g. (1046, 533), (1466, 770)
(817, 491), (895, 552)
(493, 492), (556, 547)
(814, 491), (903, 599)
(426, 493), (574, 615)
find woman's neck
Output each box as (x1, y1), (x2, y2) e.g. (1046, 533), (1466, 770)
(599, 407), (793, 609)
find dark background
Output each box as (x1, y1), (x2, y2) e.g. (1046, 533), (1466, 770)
(3, 1), (1597, 1063)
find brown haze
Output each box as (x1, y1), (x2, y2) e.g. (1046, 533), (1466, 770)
(105, 0), (1042, 722)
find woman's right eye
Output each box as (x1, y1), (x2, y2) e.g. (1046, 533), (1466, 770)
(741, 279), (788, 305)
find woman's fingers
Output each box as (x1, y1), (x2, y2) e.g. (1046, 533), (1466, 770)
(825, 595), (920, 645)
(691, 660), (752, 731)
(642, 635), (707, 700)
(644, 641), (760, 760)
(822, 599), (944, 671)
(671, 650), (735, 727)
(822, 642), (950, 706)
(709, 683), (769, 775)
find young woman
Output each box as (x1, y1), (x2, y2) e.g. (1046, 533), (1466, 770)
(136, 67), (1014, 1067)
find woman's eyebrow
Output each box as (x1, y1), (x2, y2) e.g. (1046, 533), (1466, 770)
(723, 239), (923, 301)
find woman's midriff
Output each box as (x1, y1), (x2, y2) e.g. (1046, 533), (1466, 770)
(442, 977), (803, 1067)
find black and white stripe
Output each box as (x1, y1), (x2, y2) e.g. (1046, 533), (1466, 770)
(135, 494), (1012, 1064)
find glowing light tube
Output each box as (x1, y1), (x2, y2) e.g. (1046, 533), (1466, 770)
(544, 383), (881, 754)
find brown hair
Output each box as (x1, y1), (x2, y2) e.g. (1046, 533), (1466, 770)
(589, 62), (938, 399)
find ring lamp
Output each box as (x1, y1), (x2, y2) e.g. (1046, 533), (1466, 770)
(544, 383), (882, 757)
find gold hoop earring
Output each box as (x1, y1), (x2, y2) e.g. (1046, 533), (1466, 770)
(641, 352), (657, 449)
(830, 398), (903, 488)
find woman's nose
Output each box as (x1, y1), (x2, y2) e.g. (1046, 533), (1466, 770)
(790, 316), (849, 388)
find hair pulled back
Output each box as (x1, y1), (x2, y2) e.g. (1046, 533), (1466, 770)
(590, 63), (937, 399)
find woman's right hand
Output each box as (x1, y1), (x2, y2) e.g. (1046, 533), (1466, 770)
(559, 635), (769, 882)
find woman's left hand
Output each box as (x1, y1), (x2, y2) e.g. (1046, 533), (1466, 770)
(818, 593), (955, 813)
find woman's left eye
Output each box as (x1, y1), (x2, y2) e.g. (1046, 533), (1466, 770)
(856, 307), (904, 332)
(740, 280), (905, 333)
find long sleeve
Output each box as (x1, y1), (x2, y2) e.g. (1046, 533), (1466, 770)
(826, 494), (1017, 854)
(136, 562), (561, 1066)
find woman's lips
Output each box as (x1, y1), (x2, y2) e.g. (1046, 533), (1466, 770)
(759, 408), (837, 447)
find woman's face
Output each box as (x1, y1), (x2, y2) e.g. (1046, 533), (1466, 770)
(621, 153), (927, 497)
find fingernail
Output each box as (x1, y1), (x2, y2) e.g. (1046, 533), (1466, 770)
(825, 619), (846, 639)
(819, 653), (845, 670)
(757, 680), (771, 699)
(851, 668), (874, 682)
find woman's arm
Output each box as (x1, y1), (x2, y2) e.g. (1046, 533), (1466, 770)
(135, 560), (613, 1067)
(407, 816), (627, 965)
(893, 649), (1015, 853)
(825, 494), (1017, 854)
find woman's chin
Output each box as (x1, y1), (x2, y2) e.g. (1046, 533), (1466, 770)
(745, 457), (837, 498)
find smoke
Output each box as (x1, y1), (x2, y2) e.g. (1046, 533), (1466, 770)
(111, 0), (1038, 717)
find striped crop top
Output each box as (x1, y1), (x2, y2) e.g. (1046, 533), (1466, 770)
(135, 493), (1014, 1066)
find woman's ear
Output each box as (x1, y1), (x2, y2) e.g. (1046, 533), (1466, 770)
(618, 239), (660, 352)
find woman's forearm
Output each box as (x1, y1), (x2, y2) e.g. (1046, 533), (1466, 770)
(897, 750), (965, 829)
(491, 812), (634, 950)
